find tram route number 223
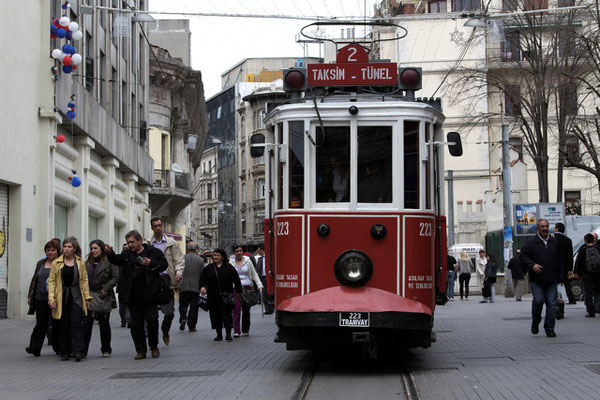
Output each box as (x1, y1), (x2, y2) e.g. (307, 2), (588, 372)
(419, 222), (432, 237)
(277, 221), (289, 236)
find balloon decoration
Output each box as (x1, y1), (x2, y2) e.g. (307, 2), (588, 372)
(50, 1), (83, 76)
(55, 135), (66, 143)
(68, 170), (81, 187)
(66, 95), (76, 120)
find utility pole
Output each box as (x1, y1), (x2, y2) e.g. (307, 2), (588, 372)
(501, 106), (514, 297)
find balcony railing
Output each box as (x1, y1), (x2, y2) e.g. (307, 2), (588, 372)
(486, 46), (525, 62)
(154, 169), (191, 191)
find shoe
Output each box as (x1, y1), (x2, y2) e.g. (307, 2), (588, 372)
(214, 336), (222, 341)
(225, 335), (233, 341)
(450, 297), (454, 301)
(233, 332), (240, 338)
(60, 354), (70, 361)
(479, 300), (488, 303)
(134, 353), (146, 360)
(516, 299), (522, 302)
(102, 352), (111, 358)
(531, 322), (539, 335)
(73, 353), (83, 362)
(545, 330), (556, 337)
(189, 328), (197, 332)
(162, 333), (170, 346)
(241, 332), (249, 337)
(25, 347), (40, 357)
(586, 313), (595, 318)
(490, 300), (494, 303)
(465, 298), (468, 301)
(151, 348), (160, 358)
(179, 320), (186, 331)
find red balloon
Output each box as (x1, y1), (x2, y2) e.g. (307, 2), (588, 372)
(51, 34), (57, 39)
(72, 65), (77, 69)
(56, 135), (66, 143)
(62, 56), (72, 66)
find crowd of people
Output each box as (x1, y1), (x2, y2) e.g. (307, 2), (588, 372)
(25, 217), (272, 361)
(446, 219), (600, 338)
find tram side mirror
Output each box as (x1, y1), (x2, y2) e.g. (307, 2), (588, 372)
(250, 134), (265, 158)
(447, 132), (463, 157)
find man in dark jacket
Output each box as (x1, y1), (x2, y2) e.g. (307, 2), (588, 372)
(106, 230), (167, 359)
(574, 233), (600, 317)
(507, 249), (526, 301)
(554, 223), (576, 305)
(520, 219), (563, 337)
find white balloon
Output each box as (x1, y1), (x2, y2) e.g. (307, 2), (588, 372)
(71, 54), (82, 65)
(72, 30), (83, 40)
(68, 22), (79, 32)
(59, 16), (70, 27)
(51, 49), (62, 59)
(59, 53), (65, 61)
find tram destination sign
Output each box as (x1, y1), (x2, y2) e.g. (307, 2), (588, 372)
(307, 63), (398, 87)
(339, 312), (370, 327)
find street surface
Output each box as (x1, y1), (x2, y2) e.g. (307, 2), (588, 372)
(3, 294), (600, 399)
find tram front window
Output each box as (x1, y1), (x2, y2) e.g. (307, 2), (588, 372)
(358, 126), (392, 203)
(316, 126), (350, 203)
(289, 121), (304, 208)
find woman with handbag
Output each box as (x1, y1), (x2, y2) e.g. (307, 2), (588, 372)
(480, 253), (498, 303)
(48, 237), (92, 361)
(199, 248), (242, 341)
(25, 239), (61, 357)
(82, 240), (119, 358)
(230, 245), (263, 338)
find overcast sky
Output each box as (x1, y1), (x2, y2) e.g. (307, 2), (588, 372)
(149, 0), (375, 97)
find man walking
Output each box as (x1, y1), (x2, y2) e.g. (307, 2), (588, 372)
(520, 219), (563, 337)
(179, 241), (204, 332)
(106, 230), (167, 359)
(446, 253), (458, 301)
(148, 217), (185, 346)
(255, 245), (274, 314)
(554, 223), (576, 305)
(507, 249), (526, 301)
(574, 233), (600, 317)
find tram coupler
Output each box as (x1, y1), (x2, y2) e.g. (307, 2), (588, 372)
(352, 331), (370, 343)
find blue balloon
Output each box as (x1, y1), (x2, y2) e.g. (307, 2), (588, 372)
(51, 25), (57, 34)
(62, 44), (70, 53)
(67, 102), (76, 109)
(62, 3), (68, 9)
(66, 31), (73, 40)
(56, 28), (66, 38)
(66, 110), (76, 120)
(69, 45), (77, 55)
(71, 177), (81, 187)
(62, 65), (73, 74)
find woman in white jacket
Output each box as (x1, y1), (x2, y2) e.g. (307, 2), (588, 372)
(230, 245), (263, 337)
(476, 249), (487, 289)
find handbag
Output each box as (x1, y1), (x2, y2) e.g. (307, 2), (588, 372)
(556, 283), (568, 304)
(241, 288), (258, 307)
(214, 264), (236, 306)
(198, 294), (209, 311)
(152, 276), (173, 306)
(89, 291), (113, 313)
(482, 281), (492, 298)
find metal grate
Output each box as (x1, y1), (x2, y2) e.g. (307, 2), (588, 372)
(583, 364), (600, 375)
(109, 370), (224, 379)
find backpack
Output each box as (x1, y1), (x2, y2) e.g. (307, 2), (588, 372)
(585, 246), (600, 273)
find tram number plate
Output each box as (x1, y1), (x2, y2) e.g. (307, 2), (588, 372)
(339, 312), (370, 327)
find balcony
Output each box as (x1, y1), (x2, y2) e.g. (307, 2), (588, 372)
(486, 46), (525, 64)
(149, 169), (194, 219)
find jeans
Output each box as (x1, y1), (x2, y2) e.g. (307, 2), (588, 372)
(530, 281), (558, 331)
(583, 278), (600, 315)
(446, 271), (455, 298)
(459, 273), (471, 298)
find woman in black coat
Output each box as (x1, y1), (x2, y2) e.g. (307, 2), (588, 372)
(199, 248), (242, 341)
(480, 254), (498, 303)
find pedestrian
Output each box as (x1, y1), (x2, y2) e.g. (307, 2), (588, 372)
(457, 250), (473, 301)
(230, 244), (263, 337)
(446, 253), (458, 301)
(255, 245), (274, 314)
(199, 248), (242, 341)
(573, 233), (600, 317)
(82, 240), (119, 358)
(116, 242), (131, 328)
(25, 239), (61, 357)
(147, 217), (185, 347)
(476, 249), (487, 290)
(47, 237), (92, 361)
(480, 253), (498, 303)
(106, 230), (168, 359)
(507, 249), (526, 301)
(179, 241), (204, 332)
(520, 219), (563, 337)
(554, 223), (576, 305)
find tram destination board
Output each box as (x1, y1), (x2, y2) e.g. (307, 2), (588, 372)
(339, 312), (370, 327)
(307, 63), (398, 87)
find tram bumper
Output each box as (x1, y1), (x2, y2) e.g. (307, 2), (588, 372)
(275, 286), (434, 350)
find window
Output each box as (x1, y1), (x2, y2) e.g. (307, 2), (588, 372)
(277, 123), (283, 210)
(241, 150), (246, 171)
(524, 0), (548, 10)
(425, 123), (432, 209)
(54, 204), (68, 241)
(255, 215), (264, 234)
(242, 218), (246, 235)
(404, 121), (420, 209)
(89, 216), (99, 241)
(217, 106), (222, 119)
(316, 126), (350, 203)
(289, 121), (304, 208)
(121, 80), (127, 125)
(209, 160), (212, 172)
(99, 51), (105, 104)
(503, 32), (521, 61)
(564, 136), (579, 164)
(505, 85), (521, 116)
(558, 0), (574, 6)
(509, 137), (523, 161)
(565, 191), (581, 215)
(559, 32), (575, 58)
(429, 0), (447, 13)
(111, 68), (118, 117)
(452, 0), (480, 11)
(257, 179), (265, 199)
(358, 126), (392, 203)
(241, 183), (246, 203)
(207, 208), (212, 224)
(207, 183), (212, 199)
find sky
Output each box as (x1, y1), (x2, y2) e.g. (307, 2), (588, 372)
(149, 0), (376, 98)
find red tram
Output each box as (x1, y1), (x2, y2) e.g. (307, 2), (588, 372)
(250, 43), (462, 352)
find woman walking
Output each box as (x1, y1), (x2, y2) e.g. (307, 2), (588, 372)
(230, 245), (263, 337)
(480, 253), (498, 303)
(457, 250), (474, 301)
(83, 240), (119, 358)
(199, 248), (242, 341)
(48, 237), (92, 361)
(25, 239), (61, 357)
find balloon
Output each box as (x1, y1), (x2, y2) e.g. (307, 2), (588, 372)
(56, 135), (66, 143)
(70, 177), (81, 187)
(67, 110), (76, 119)
(59, 16), (70, 27)
(62, 56), (72, 66)
(66, 31), (73, 40)
(68, 102), (76, 109)
(56, 28), (66, 38)
(71, 53), (82, 65)
(72, 65), (77, 70)
(62, 65), (73, 74)
(51, 34), (57, 39)
(71, 30), (83, 41)
(51, 25), (57, 35)
(54, 18), (61, 25)
(62, 3), (69, 9)
(51, 49), (62, 59)
(68, 22), (79, 32)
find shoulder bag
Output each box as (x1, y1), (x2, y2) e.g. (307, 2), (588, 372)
(241, 288), (258, 307)
(89, 291), (113, 313)
(214, 265), (235, 306)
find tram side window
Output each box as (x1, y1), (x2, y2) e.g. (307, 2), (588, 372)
(404, 121), (420, 209)
(316, 126), (350, 203)
(277, 122), (284, 210)
(289, 121), (304, 208)
(425, 122), (431, 210)
(358, 126), (392, 203)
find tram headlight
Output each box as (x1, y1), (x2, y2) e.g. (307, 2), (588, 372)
(334, 250), (373, 287)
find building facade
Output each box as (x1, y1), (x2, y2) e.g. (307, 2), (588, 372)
(194, 147), (219, 252)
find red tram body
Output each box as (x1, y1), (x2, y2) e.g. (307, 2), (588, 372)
(252, 45), (461, 351)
